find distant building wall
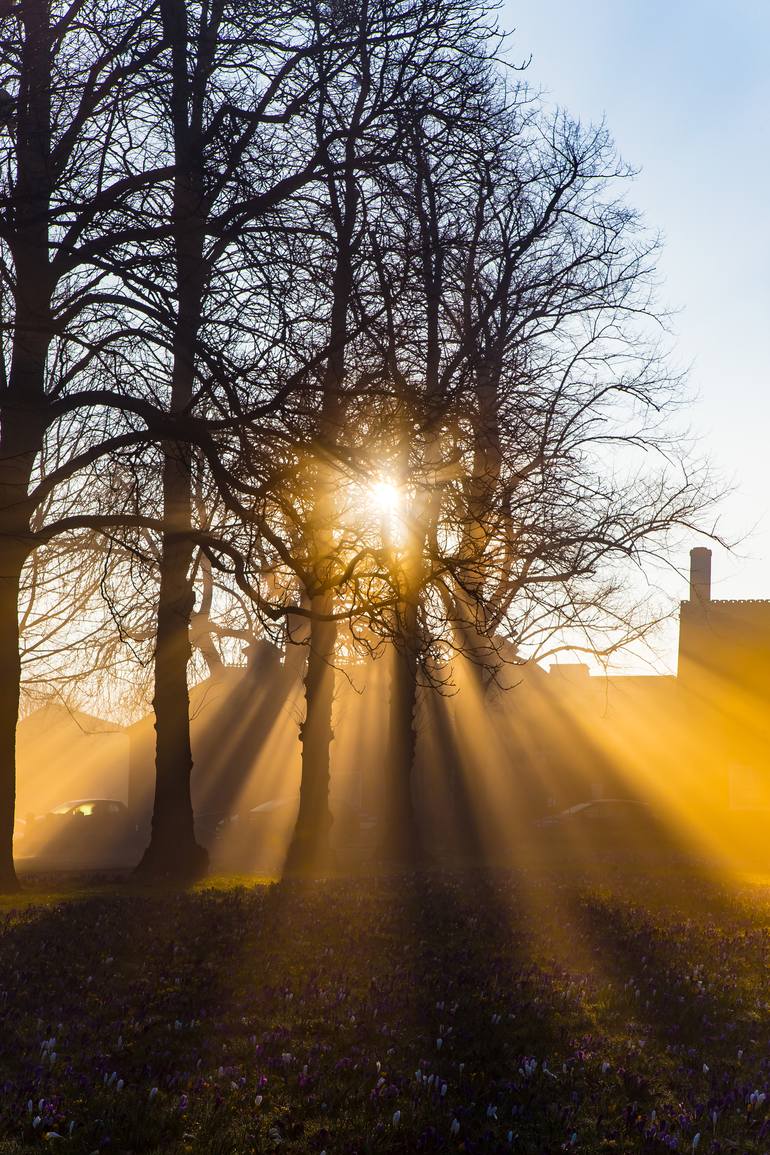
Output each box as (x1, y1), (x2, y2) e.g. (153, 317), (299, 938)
(16, 705), (129, 816)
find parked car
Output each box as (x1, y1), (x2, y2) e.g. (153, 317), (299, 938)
(208, 795), (371, 872)
(535, 798), (677, 859)
(536, 798), (651, 826)
(21, 799), (140, 867)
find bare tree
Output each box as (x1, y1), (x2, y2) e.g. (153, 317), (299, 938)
(0, 0), (336, 885)
(365, 92), (713, 862)
(0, 0), (715, 891)
(0, 0), (170, 889)
(206, 0), (506, 876)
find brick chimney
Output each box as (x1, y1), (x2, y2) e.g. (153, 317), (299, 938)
(689, 546), (712, 606)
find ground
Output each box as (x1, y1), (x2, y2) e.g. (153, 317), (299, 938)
(0, 865), (769, 1152)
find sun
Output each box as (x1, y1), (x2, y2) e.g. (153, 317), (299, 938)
(369, 478), (401, 517)
(361, 476), (408, 546)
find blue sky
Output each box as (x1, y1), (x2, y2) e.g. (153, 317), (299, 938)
(502, 2), (770, 641)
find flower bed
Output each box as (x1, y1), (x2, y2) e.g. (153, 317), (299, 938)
(0, 870), (769, 1152)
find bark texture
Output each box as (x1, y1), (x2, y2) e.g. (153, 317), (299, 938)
(135, 0), (210, 880)
(285, 592), (336, 876)
(0, 0), (54, 891)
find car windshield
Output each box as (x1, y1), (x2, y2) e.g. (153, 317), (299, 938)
(51, 801), (102, 816)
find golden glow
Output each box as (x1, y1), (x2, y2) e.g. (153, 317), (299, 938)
(368, 478), (401, 518)
(335, 471), (409, 552)
(364, 475), (408, 547)
(16, 597), (770, 902)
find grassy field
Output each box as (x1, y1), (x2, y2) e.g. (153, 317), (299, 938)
(0, 866), (770, 1152)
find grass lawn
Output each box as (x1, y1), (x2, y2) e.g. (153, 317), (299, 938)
(0, 865), (769, 1152)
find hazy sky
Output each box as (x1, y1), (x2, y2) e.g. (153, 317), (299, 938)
(502, 2), (770, 636)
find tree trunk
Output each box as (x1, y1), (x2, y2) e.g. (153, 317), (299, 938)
(285, 127), (359, 874)
(0, 409), (47, 894)
(284, 591), (336, 876)
(455, 353), (503, 684)
(136, 504), (206, 880)
(0, 408), (45, 895)
(380, 600), (422, 865)
(135, 0), (209, 881)
(135, 376), (208, 880)
(0, 557), (23, 890)
(376, 117), (444, 866)
(0, 0), (53, 891)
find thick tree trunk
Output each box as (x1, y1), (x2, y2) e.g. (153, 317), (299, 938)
(135, 0), (208, 882)
(285, 143), (357, 875)
(0, 409), (45, 894)
(375, 121), (445, 867)
(0, 557), (23, 890)
(0, 0), (53, 892)
(136, 505), (206, 880)
(0, 410), (47, 894)
(284, 592), (336, 876)
(135, 436), (208, 880)
(455, 353), (503, 684)
(380, 601), (422, 865)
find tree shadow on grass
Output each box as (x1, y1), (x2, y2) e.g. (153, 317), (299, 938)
(0, 883), (267, 1152)
(0, 864), (766, 1153)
